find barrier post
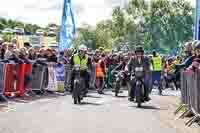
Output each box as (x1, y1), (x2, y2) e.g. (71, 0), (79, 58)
(0, 63), (7, 102)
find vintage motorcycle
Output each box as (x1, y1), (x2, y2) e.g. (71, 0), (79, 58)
(72, 65), (85, 104)
(112, 71), (125, 97)
(133, 66), (146, 107)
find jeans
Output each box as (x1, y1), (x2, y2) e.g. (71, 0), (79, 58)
(64, 64), (72, 91)
(152, 71), (162, 94)
(96, 77), (105, 92)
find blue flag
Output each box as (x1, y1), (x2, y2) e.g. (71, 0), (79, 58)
(59, 0), (76, 52)
(195, 0), (200, 40)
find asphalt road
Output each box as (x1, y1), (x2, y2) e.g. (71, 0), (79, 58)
(0, 90), (198, 133)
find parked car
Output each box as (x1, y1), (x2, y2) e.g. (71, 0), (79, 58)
(2, 28), (13, 34)
(14, 27), (25, 35)
(48, 31), (57, 36)
(36, 29), (45, 36)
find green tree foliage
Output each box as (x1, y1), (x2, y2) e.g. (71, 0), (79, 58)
(0, 17), (42, 34)
(120, 0), (193, 53)
(73, 0), (194, 53)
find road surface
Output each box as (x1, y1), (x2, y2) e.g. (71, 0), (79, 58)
(0, 89), (199, 133)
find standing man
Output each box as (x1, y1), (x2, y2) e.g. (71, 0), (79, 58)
(96, 54), (107, 94)
(151, 50), (163, 95)
(64, 48), (73, 92)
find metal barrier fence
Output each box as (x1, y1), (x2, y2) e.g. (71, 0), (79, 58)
(175, 69), (200, 126)
(0, 62), (55, 100)
(0, 63), (7, 102)
(31, 63), (48, 94)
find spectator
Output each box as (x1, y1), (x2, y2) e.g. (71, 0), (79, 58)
(45, 49), (57, 63)
(187, 42), (200, 72)
(5, 43), (14, 59)
(28, 48), (37, 60)
(0, 43), (7, 60)
(24, 42), (31, 50)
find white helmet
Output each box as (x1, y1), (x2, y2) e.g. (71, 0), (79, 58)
(79, 44), (87, 51)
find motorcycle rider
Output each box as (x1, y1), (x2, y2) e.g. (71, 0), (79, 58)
(111, 55), (130, 92)
(71, 44), (92, 96)
(126, 46), (151, 102)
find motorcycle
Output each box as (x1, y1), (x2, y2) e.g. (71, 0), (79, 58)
(134, 66), (146, 107)
(112, 71), (124, 97)
(72, 65), (84, 104)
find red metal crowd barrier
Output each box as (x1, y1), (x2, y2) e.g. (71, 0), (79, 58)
(4, 64), (33, 97)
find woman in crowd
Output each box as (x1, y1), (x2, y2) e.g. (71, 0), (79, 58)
(28, 48), (37, 61)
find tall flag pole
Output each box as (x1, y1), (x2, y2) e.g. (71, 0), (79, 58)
(59, 0), (76, 52)
(195, 0), (200, 40)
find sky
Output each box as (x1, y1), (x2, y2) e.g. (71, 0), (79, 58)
(0, 0), (195, 27)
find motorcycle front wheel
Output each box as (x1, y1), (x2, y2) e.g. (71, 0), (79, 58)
(115, 81), (120, 97)
(78, 96), (81, 104)
(74, 98), (77, 104)
(137, 102), (141, 108)
(135, 80), (143, 108)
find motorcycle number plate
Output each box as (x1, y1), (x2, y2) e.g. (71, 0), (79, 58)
(135, 67), (143, 72)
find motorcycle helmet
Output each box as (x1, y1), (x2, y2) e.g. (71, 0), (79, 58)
(79, 44), (87, 51)
(135, 46), (144, 53)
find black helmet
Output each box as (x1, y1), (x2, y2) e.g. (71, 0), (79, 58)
(135, 46), (144, 53)
(194, 41), (200, 50)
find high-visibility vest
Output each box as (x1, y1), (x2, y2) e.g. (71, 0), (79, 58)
(73, 54), (88, 71)
(96, 60), (104, 77)
(152, 56), (162, 71)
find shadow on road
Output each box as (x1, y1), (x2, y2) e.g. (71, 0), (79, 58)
(8, 92), (60, 104)
(130, 105), (164, 110)
(160, 94), (179, 97)
(100, 93), (113, 96)
(115, 95), (127, 98)
(0, 103), (8, 111)
(80, 101), (102, 106)
(86, 95), (102, 99)
(138, 105), (161, 110)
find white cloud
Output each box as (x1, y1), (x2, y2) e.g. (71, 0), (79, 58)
(0, 0), (124, 27)
(0, 0), (194, 27)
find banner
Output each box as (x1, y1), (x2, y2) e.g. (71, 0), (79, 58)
(59, 0), (76, 52)
(195, 0), (200, 40)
